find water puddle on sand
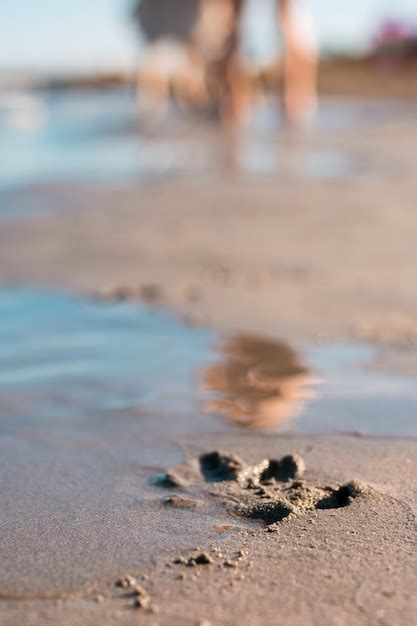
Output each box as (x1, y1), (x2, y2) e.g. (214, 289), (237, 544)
(0, 289), (416, 437)
(204, 334), (417, 436)
(0, 289), (216, 429)
(1, 289), (416, 593)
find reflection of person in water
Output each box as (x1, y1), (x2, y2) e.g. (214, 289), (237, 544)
(203, 334), (312, 429)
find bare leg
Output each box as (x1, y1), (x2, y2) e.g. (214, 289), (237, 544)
(278, 0), (318, 127)
(196, 0), (246, 125)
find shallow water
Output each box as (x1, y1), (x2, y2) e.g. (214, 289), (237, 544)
(1, 289), (416, 436)
(1, 89), (415, 207)
(0, 89), (138, 193)
(0, 289), (216, 425)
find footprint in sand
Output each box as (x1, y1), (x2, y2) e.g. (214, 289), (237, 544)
(153, 450), (370, 527)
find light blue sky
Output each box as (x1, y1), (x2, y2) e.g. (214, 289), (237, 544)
(1, 0), (417, 73)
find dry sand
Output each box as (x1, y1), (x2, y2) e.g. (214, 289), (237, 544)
(1, 110), (417, 625)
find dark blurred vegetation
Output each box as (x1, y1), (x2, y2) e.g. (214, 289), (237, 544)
(319, 55), (417, 99)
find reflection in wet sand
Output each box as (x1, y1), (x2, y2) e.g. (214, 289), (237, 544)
(203, 334), (312, 429)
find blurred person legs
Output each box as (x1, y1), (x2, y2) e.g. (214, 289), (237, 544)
(278, 0), (318, 127)
(194, 0), (247, 125)
(134, 0), (208, 121)
(136, 39), (207, 121)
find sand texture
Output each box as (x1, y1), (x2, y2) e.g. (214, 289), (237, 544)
(2, 116), (417, 347)
(1, 429), (416, 626)
(1, 105), (417, 626)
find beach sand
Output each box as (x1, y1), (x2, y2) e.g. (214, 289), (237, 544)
(2, 113), (417, 346)
(1, 107), (417, 625)
(1, 429), (416, 626)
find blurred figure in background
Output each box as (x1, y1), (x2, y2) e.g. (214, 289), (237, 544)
(134, 0), (244, 122)
(278, 0), (318, 126)
(133, 0), (318, 127)
(208, 0), (318, 126)
(133, 0), (207, 116)
(194, 0), (245, 123)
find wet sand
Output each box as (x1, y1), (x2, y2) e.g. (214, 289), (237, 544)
(1, 105), (417, 625)
(1, 428), (416, 626)
(2, 98), (417, 346)
(2, 140), (417, 348)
